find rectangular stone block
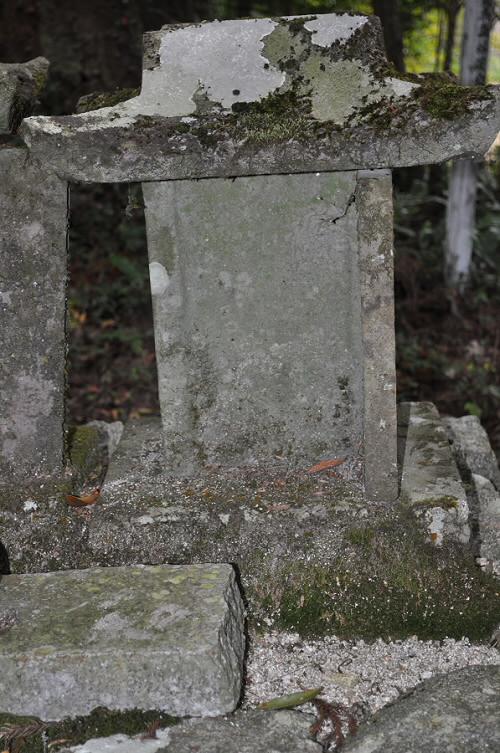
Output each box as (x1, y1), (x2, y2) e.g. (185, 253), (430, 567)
(0, 144), (68, 491)
(0, 563), (244, 718)
(143, 169), (397, 500)
(398, 401), (469, 544)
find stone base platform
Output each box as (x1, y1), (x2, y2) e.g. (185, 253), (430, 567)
(1, 408), (500, 641)
(0, 563), (244, 719)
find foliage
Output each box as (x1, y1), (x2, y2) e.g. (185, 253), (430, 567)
(394, 160), (500, 456)
(68, 184), (159, 425)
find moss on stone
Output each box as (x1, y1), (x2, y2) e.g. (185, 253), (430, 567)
(247, 509), (500, 640)
(419, 81), (493, 119)
(412, 495), (459, 510)
(0, 707), (178, 752)
(228, 88), (313, 144)
(76, 88), (140, 114)
(68, 425), (101, 470)
(353, 68), (494, 133)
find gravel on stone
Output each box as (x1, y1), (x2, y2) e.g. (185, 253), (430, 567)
(243, 631), (500, 717)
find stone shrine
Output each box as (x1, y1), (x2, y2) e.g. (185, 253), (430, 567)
(1, 12), (500, 736)
(2, 13), (499, 502)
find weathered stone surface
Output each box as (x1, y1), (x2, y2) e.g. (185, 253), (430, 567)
(143, 169), (396, 498)
(20, 15), (500, 183)
(0, 57), (48, 133)
(356, 171), (397, 500)
(472, 473), (500, 576)
(398, 402), (469, 545)
(444, 414), (500, 490)
(0, 145), (68, 491)
(343, 666), (500, 752)
(57, 710), (320, 753)
(155, 709), (320, 753)
(0, 563), (244, 719)
(3, 417), (500, 641)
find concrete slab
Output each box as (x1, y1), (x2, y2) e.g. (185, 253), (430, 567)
(0, 563), (244, 719)
(398, 402), (469, 545)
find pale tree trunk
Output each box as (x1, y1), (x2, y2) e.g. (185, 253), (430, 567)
(445, 0), (495, 289)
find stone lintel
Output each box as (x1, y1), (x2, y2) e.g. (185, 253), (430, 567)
(20, 14), (500, 183)
(0, 145), (68, 489)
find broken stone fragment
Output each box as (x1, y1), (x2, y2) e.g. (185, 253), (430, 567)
(0, 57), (49, 133)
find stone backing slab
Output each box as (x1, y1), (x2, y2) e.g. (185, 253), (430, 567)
(0, 563), (244, 719)
(144, 171), (363, 477)
(398, 402), (469, 545)
(0, 145), (68, 491)
(143, 170), (397, 500)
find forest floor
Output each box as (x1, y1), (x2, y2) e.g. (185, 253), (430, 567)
(67, 166), (500, 462)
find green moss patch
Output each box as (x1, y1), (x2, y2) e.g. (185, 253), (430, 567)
(248, 509), (500, 640)
(416, 79), (493, 120)
(356, 70), (494, 133)
(0, 707), (178, 752)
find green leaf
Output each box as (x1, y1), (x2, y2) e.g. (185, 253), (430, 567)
(258, 687), (323, 711)
(464, 401), (482, 418)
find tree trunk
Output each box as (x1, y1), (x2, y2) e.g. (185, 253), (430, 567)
(372, 0), (406, 72)
(444, 0), (495, 289)
(443, 1), (462, 73)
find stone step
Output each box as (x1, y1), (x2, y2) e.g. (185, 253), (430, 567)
(0, 563), (244, 719)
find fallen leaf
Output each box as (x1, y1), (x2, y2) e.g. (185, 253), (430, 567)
(307, 458), (346, 474)
(66, 488), (101, 507)
(258, 687), (324, 710)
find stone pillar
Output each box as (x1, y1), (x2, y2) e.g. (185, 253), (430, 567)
(0, 145), (68, 492)
(357, 171), (398, 500)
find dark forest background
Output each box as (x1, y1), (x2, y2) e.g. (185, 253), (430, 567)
(1, 0), (500, 457)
